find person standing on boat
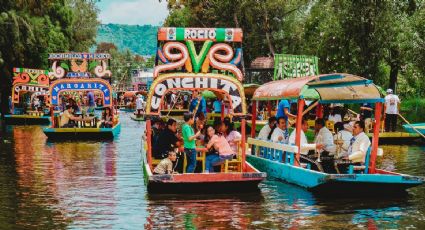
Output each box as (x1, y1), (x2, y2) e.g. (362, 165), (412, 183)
(258, 116), (277, 140)
(135, 94), (144, 116)
(87, 91), (95, 114)
(271, 117), (289, 143)
(384, 89), (400, 132)
(182, 112), (202, 173)
(289, 118), (323, 155)
(314, 118), (335, 154)
(276, 99), (296, 123)
(213, 98), (222, 113)
(189, 92), (207, 118)
(344, 120), (371, 164)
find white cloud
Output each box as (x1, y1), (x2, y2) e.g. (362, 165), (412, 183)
(98, 0), (169, 25)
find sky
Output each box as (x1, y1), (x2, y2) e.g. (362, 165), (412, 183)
(96, 0), (169, 26)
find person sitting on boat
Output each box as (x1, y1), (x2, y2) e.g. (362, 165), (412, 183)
(155, 118), (180, 159)
(59, 105), (80, 128)
(289, 118), (323, 155)
(153, 150), (178, 175)
(343, 120), (371, 164)
(331, 122), (354, 158)
(135, 94), (144, 116)
(100, 107), (113, 128)
(270, 117), (289, 143)
(204, 126), (235, 173)
(182, 112), (202, 173)
(276, 99), (296, 123)
(222, 120), (241, 154)
(314, 118), (335, 155)
(258, 116), (277, 140)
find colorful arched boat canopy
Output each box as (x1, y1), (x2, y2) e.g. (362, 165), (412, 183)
(146, 73), (247, 116)
(49, 78), (112, 106)
(252, 73), (384, 104)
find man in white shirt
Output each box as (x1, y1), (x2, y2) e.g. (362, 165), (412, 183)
(314, 118), (335, 154)
(344, 120), (371, 164)
(135, 94), (144, 116)
(271, 117), (289, 143)
(257, 116), (277, 140)
(332, 122), (354, 157)
(289, 118), (323, 155)
(384, 89), (400, 132)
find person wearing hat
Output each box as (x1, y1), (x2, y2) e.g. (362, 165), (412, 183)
(384, 88), (400, 132)
(135, 94), (145, 116)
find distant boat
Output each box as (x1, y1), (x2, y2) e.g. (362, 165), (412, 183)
(403, 123), (425, 135)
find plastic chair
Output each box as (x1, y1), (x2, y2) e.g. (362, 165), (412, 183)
(348, 147), (371, 174)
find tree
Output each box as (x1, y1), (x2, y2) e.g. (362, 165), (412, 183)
(0, 0), (99, 119)
(96, 42), (118, 53)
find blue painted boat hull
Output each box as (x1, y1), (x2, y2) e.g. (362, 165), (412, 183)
(403, 123), (425, 135)
(43, 122), (121, 141)
(247, 154), (424, 197)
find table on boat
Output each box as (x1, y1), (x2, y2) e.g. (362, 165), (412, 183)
(74, 113), (97, 128)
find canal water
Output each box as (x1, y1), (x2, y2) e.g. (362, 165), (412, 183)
(0, 114), (424, 229)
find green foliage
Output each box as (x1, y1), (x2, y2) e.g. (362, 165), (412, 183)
(96, 24), (158, 55)
(163, 0), (425, 97)
(0, 0), (99, 116)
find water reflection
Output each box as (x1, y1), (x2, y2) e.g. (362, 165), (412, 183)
(0, 116), (424, 229)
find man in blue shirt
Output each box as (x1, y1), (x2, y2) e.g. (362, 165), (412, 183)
(276, 99), (296, 121)
(87, 91), (95, 113)
(189, 93), (207, 117)
(213, 99), (222, 113)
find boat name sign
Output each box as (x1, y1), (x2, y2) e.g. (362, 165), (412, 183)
(150, 76), (242, 112)
(51, 82), (111, 106)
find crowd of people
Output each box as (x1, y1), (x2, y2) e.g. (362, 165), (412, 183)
(58, 91), (113, 128)
(256, 98), (376, 173)
(151, 113), (241, 175)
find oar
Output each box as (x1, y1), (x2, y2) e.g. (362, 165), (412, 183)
(166, 91), (181, 117)
(398, 113), (425, 139)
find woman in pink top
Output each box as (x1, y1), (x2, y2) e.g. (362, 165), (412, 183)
(222, 120), (241, 154)
(204, 126), (235, 173)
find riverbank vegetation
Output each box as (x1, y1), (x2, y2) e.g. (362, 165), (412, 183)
(163, 0), (425, 99)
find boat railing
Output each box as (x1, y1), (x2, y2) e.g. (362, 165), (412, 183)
(248, 138), (299, 166)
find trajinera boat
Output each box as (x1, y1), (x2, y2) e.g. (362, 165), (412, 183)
(246, 73), (424, 197)
(43, 53), (120, 140)
(5, 68), (51, 125)
(142, 27), (266, 193)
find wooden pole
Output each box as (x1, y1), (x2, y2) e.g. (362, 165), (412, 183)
(241, 117), (247, 171)
(369, 102), (382, 174)
(398, 113), (425, 139)
(251, 101), (257, 138)
(267, 101), (272, 119)
(146, 119), (152, 168)
(295, 99), (305, 167)
(221, 100), (225, 121)
(50, 106), (54, 128)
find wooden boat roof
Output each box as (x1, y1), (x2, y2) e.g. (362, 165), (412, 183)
(252, 73), (384, 104)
